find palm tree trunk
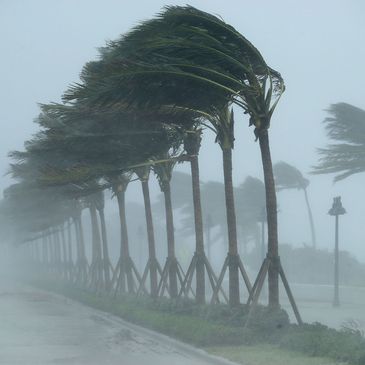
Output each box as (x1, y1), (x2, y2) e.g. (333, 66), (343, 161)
(42, 234), (48, 265)
(67, 218), (73, 280)
(54, 229), (62, 274)
(74, 215), (87, 283)
(190, 154), (205, 304)
(163, 181), (178, 298)
(116, 189), (134, 293)
(258, 129), (279, 308)
(77, 216), (86, 262)
(141, 179), (158, 297)
(98, 208), (111, 289)
(49, 232), (55, 270)
(73, 218), (81, 269)
(60, 224), (68, 278)
(303, 188), (317, 249)
(89, 205), (103, 285)
(222, 147), (240, 306)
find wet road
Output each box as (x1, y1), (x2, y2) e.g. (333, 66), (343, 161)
(0, 283), (223, 365)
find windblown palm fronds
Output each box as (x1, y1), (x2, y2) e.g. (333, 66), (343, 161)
(63, 5), (284, 134)
(313, 103), (365, 181)
(274, 161), (309, 190)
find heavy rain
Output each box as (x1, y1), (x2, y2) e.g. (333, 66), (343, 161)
(1, 1), (365, 364)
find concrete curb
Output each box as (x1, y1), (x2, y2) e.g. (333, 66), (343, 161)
(43, 288), (240, 365)
(102, 311), (240, 365)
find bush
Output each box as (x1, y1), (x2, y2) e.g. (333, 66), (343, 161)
(279, 322), (365, 364)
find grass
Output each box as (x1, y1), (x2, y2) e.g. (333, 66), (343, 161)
(209, 345), (343, 365)
(27, 277), (365, 365)
(32, 278), (242, 347)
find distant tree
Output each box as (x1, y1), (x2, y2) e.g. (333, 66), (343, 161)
(180, 176), (265, 256)
(274, 161), (316, 248)
(180, 181), (226, 241)
(235, 176), (265, 253)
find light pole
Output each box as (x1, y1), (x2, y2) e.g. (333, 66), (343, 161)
(328, 196), (346, 307)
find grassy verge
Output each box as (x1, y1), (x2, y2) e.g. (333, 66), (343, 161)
(32, 278), (241, 347)
(28, 277), (365, 365)
(208, 345), (342, 365)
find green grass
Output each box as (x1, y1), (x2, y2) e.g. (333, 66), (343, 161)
(27, 277), (365, 365)
(33, 279), (242, 347)
(209, 345), (343, 365)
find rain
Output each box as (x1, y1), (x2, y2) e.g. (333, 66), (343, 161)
(1, 1), (365, 364)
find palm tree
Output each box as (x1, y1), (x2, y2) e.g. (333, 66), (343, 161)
(153, 150), (182, 298)
(313, 103), (365, 181)
(134, 165), (161, 298)
(153, 167), (225, 303)
(85, 191), (106, 291)
(109, 173), (143, 295)
(274, 161), (316, 248)
(236, 176), (265, 255)
(63, 5), (300, 313)
(31, 104), (171, 294)
(181, 128), (205, 302)
(94, 190), (113, 290)
(1, 181), (79, 276)
(200, 106), (252, 306)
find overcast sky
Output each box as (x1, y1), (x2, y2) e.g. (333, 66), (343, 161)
(1, 0), (365, 261)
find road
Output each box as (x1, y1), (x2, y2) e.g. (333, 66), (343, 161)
(1, 279), (364, 365)
(0, 282), (229, 365)
(281, 283), (365, 331)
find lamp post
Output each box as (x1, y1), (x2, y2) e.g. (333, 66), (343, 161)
(328, 196), (346, 307)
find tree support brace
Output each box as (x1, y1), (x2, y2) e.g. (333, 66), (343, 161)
(246, 255), (302, 326)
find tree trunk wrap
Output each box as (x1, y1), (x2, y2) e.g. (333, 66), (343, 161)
(141, 179), (158, 297)
(222, 147), (240, 306)
(163, 181), (178, 298)
(190, 154), (206, 304)
(258, 129), (279, 308)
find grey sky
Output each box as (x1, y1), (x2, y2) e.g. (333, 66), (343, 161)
(1, 1), (365, 260)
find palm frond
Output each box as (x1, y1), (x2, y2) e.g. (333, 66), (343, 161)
(312, 103), (365, 181)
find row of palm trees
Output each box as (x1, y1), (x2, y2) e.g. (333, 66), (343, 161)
(2, 6), (294, 311)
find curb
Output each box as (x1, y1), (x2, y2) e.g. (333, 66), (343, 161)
(42, 287), (240, 365)
(102, 310), (240, 365)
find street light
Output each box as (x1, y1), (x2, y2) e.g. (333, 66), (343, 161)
(328, 196), (346, 307)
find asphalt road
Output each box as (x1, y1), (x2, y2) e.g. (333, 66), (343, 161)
(281, 283), (365, 331)
(0, 283), (229, 365)
(1, 277), (364, 365)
